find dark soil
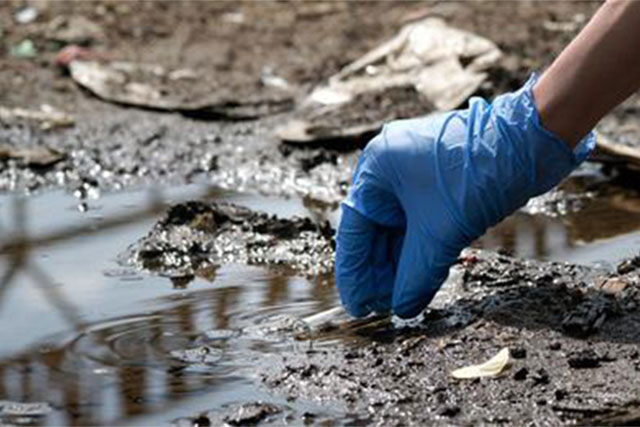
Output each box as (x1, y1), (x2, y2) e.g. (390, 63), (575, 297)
(121, 201), (335, 283)
(261, 250), (640, 426)
(173, 402), (283, 427)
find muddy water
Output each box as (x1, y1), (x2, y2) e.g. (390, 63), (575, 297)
(0, 175), (638, 426)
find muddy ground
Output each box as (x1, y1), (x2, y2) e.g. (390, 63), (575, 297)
(2, 1), (640, 426)
(259, 250), (640, 426)
(123, 198), (640, 426)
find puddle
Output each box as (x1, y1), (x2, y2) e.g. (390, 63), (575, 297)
(0, 175), (638, 425)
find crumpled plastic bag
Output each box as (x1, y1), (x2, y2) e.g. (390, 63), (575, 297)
(277, 18), (501, 144)
(450, 347), (511, 379)
(310, 17), (502, 111)
(68, 60), (293, 119)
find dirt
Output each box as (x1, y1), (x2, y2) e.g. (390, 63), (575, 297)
(173, 402), (283, 427)
(598, 95), (640, 150)
(3, 1), (640, 426)
(261, 249), (640, 426)
(121, 201), (335, 283)
(278, 86), (436, 146)
(0, 1), (615, 205)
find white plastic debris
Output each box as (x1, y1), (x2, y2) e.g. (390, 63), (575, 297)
(14, 7), (38, 24)
(0, 105), (74, 130)
(310, 17), (501, 111)
(68, 60), (292, 119)
(450, 347), (511, 379)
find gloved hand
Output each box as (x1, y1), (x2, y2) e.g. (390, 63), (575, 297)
(336, 75), (595, 319)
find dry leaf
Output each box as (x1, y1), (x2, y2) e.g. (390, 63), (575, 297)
(451, 347), (511, 379)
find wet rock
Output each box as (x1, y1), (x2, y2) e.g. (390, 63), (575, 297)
(521, 188), (594, 217)
(567, 348), (603, 369)
(170, 345), (222, 365)
(437, 405), (460, 417)
(122, 201), (334, 279)
(174, 402), (281, 427)
(0, 400), (53, 426)
(530, 368), (550, 386)
(191, 415), (211, 427)
(513, 367), (528, 381)
(554, 389), (568, 401)
(222, 402), (281, 426)
(595, 277), (629, 295)
(617, 256), (640, 275)
(561, 293), (616, 337)
(511, 346), (527, 359)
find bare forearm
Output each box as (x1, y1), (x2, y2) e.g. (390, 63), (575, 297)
(533, 0), (640, 147)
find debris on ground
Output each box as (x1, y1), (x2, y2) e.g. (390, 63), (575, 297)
(595, 132), (640, 171)
(276, 86), (434, 146)
(67, 60), (294, 119)
(0, 144), (65, 168)
(170, 345), (223, 366)
(450, 347), (511, 379)
(173, 402), (281, 427)
(277, 17), (500, 145)
(10, 39), (37, 58)
(0, 105), (74, 130)
(14, 7), (38, 25)
(311, 17), (502, 112)
(261, 250), (640, 425)
(121, 201), (335, 280)
(46, 15), (106, 46)
(0, 400), (53, 418)
(566, 348), (610, 369)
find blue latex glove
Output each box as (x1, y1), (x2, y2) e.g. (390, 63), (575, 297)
(336, 75), (595, 319)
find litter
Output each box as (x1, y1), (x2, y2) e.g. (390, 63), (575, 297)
(277, 18), (500, 144)
(0, 400), (52, 417)
(595, 133), (640, 169)
(450, 347), (511, 379)
(10, 39), (37, 58)
(67, 60), (293, 119)
(14, 7), (38, 24)
(0, 145), (65, 168)
(309, 17), (501, 112)
(0, 105), (74, 130)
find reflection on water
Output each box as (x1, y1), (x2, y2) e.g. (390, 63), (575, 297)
(0, 176), (638, 425)
(476, 177), (640, 265)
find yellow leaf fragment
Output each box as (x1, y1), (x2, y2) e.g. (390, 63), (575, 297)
(450, 347), (511, 379)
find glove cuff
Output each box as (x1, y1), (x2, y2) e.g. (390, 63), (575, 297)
(521, 72), (596, 164)
(490, 73), (596, 199)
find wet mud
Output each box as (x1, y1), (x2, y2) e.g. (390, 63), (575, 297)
(173, 402), (282, 427)
(261, 250), (640, 426)
(122, 201), (334, 281)
(3, 1), (640, 426)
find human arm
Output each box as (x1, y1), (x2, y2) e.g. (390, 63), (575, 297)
(535, 0), (640, 147)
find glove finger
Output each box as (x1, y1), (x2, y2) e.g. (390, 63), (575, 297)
(368, 225), (404, 314)
(391, 219), (459, 319)
(336, 204), (392, 317)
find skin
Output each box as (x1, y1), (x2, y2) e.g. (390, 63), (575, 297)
(534, 0), (640, 148)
